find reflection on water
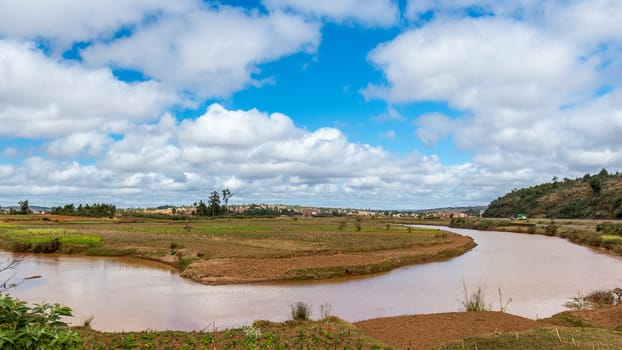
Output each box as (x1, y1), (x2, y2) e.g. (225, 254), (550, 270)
(4, 226), (622, 331)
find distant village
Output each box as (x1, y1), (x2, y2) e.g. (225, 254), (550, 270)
(0, 201), (484, 219)
(124, 204), (482, 219)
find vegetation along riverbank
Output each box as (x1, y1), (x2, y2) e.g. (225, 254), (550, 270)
(448, 217), (622, 258)
(431, 169), (622, 258)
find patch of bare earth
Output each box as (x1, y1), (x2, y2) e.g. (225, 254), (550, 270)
(567, 305), (622, 329)
(354, 311), (541, 350)
(182, 234), (474, 284)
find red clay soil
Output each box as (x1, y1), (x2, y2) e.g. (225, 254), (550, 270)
(354, 311), (541, 350)
(567, 305), (622, 329)
(181, 234), (475, 285)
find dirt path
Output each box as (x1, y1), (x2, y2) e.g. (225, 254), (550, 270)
(182, 234), (475, 284)
(355, 311), (542, 350)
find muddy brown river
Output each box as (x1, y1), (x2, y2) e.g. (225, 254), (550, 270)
(3, 226), (622, 331)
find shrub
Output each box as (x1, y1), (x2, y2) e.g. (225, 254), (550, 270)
(0, 293), (82, 349)
(564, 292), (587, 310)
(564, 288), (622, 310)
(12, 242), (32, 253)
(290, 302), (311, 321)
(597, 223), (622, 235)
(601, 235), (622, 249)
(545, 224), (559, 236)
(33, 238), (61, 253)
(586, 289), (616, 308)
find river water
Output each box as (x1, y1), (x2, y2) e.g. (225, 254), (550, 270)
(2, 226), (622, 331)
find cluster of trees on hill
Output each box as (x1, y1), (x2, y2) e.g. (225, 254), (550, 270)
(484, 169), (622, 219)
(50, 203), (116, 218)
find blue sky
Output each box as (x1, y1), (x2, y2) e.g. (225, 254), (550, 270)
(0, 0), (621, 209)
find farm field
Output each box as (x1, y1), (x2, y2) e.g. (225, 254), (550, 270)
(0, 215), (474, 284)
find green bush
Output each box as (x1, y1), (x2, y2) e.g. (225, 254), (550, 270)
(0, 293), (81, 349)
(597, 222), (622, 235)
(601, 235), (622, 249)
(33, 238), (61, 253)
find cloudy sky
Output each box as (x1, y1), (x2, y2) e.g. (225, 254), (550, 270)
(1, 0), (621, 209)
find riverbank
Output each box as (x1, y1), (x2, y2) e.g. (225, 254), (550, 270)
(74, 306), (622, 349)
(447, 217), (622, 258)
(0, 215), (475, 285)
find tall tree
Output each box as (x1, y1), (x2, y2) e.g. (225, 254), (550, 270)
(590, 177), (602, 194)
(222, 188), (233, 214)
(196, 200), (209, 216)
(208, 191), (221, 217)
(18, 200), (30, 215)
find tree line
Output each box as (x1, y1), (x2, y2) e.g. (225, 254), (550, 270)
(51, 203), (116, 218)
(5, 189), (235, 219)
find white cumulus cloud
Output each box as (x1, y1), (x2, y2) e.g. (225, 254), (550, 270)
(0, 0), (198, 50)
(0, 40), (174, 139)
(263, 0), (399, 27)
(365, 17), (594, 111)
(82, 7), (320, 98)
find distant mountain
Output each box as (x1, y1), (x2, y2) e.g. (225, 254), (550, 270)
(484, 170), (622, 219)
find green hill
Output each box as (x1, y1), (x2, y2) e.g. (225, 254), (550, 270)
(484, 169), (622, 219)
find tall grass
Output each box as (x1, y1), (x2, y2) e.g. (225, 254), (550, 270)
(460, 282), (512, 312)
(461, 282), (490, 312)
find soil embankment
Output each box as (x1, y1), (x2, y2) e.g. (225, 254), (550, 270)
(182, 233), (475, 284)
(555, 304), (622, 329)
(355, 311), (542, 350)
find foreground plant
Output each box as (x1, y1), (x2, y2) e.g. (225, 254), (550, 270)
(290, 302), (311, 321)
(461, 282), (490, 312)
(0, 293), (81, 349)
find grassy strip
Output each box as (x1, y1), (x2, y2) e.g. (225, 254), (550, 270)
(77, 317), (394, 350)
(433, 327), (622, 350)
(0, 227), (103, 253)
(1, 228), (101, 245)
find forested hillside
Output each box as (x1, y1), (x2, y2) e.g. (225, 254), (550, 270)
(484, 169), (622, 219)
